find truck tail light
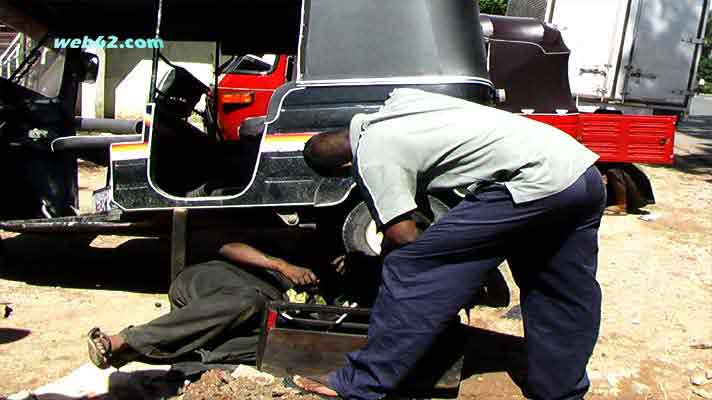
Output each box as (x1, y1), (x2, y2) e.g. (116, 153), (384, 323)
(222, 91), (255, 105)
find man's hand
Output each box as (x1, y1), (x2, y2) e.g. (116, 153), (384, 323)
(331, 255), (347, 276)
(277, 263), (319, 286)
(381, 218), (421, 256)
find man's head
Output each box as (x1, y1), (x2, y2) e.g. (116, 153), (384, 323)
(303, 129), (353, 176)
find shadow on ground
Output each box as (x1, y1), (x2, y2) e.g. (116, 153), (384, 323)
(0, 228), (333, 294)
(0, 234), (171, 294)
(670, 117), (712, 179)
(0, 328), (31, 345)
(461, 325), (526, 385)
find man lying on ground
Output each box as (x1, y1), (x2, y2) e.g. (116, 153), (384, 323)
(86, 241), (352, 369)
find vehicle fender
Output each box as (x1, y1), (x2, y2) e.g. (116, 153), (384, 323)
(313, 177), (357, 207)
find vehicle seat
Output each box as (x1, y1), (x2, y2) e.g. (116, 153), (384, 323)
(480, 14), (577, 114)
(479, 15), (569, 54)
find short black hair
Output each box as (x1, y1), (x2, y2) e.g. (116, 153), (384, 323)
(303, 130), (352, 176)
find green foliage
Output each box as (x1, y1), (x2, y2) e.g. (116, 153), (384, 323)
(704, 14), (712, 59)
(697, 57), (712, 94)
(479, 0), (507, 15)
(698, 13), (712, 94)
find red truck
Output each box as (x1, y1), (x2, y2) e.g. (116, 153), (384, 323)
(216, 54), (294, 141)
(217, 54), (675, 163)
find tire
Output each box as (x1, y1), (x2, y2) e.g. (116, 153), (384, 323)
(341, 196), (511, 308)
(341, 196), (450, 256)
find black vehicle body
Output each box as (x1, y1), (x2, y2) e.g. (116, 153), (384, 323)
(109, 0), (493, 215)
(0, 5), (83, 220)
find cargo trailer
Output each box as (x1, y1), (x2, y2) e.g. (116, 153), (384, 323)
(507, 0), (710, 115)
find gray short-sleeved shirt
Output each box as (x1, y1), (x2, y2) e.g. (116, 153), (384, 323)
(350, 89), (599, 227)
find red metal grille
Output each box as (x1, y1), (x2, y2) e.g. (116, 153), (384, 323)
(526, 114), (676, 165)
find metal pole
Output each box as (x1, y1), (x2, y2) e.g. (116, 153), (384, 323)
(148, 0), (164, 102)
(214, 41), (221, 131)
(684, 0), (711, 116)
(170, 208), (189, 282)
(16, 33), (25, 77)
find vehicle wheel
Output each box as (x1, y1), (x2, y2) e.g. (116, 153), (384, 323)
(342, 196), (450, 256)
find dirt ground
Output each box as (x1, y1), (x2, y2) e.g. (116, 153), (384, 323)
(1, 122), (711, 399)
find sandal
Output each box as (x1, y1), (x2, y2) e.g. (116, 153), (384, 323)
(87, 327), (134, 369)
(285, 375), (341, 399)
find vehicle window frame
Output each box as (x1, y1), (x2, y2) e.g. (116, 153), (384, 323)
(223, 54), (280, 76)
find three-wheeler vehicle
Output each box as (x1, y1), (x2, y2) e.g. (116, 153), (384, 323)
(1, 0), (676, 276)
(1, 0), (487, 273)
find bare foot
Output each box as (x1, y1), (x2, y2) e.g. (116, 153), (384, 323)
(108, 334), (129, 352)
(294, 375), (339, 397)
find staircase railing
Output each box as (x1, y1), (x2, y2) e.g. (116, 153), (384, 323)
(0, 33), (24, 79)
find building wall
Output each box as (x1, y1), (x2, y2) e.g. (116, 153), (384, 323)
(82, 41), (218, 119)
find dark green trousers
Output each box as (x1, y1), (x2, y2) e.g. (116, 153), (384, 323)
(120, 260), (285, 365)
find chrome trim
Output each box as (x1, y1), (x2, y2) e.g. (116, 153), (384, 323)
(142, 86), (307, 203)
(295, 0), (307, 81)
(116, 201), (316, 213)
(487, 38), (571, 55)
(314, 182), (357, 208)
(297, 76), (494, 87)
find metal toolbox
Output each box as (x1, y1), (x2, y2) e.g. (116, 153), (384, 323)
(257, 301), (465, 398)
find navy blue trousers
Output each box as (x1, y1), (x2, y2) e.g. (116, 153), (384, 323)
(329, 166), (606, 400)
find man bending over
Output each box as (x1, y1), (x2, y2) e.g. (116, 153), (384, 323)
(296, 89), (606, 400)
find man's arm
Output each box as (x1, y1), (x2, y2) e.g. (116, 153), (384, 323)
(381, 216), (422, 256)
(219, 242), (319, 286)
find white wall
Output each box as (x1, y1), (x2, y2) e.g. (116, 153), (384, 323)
(82, 41), (218, 119)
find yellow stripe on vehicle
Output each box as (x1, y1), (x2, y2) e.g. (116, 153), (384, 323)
(262, 133), (318, 152)
(112, 142), (149, 161)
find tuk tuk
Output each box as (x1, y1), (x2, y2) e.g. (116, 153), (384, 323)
(1, 0), (497, 269)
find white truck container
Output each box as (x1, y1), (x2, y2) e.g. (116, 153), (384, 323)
(506, 0), (710, 114)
